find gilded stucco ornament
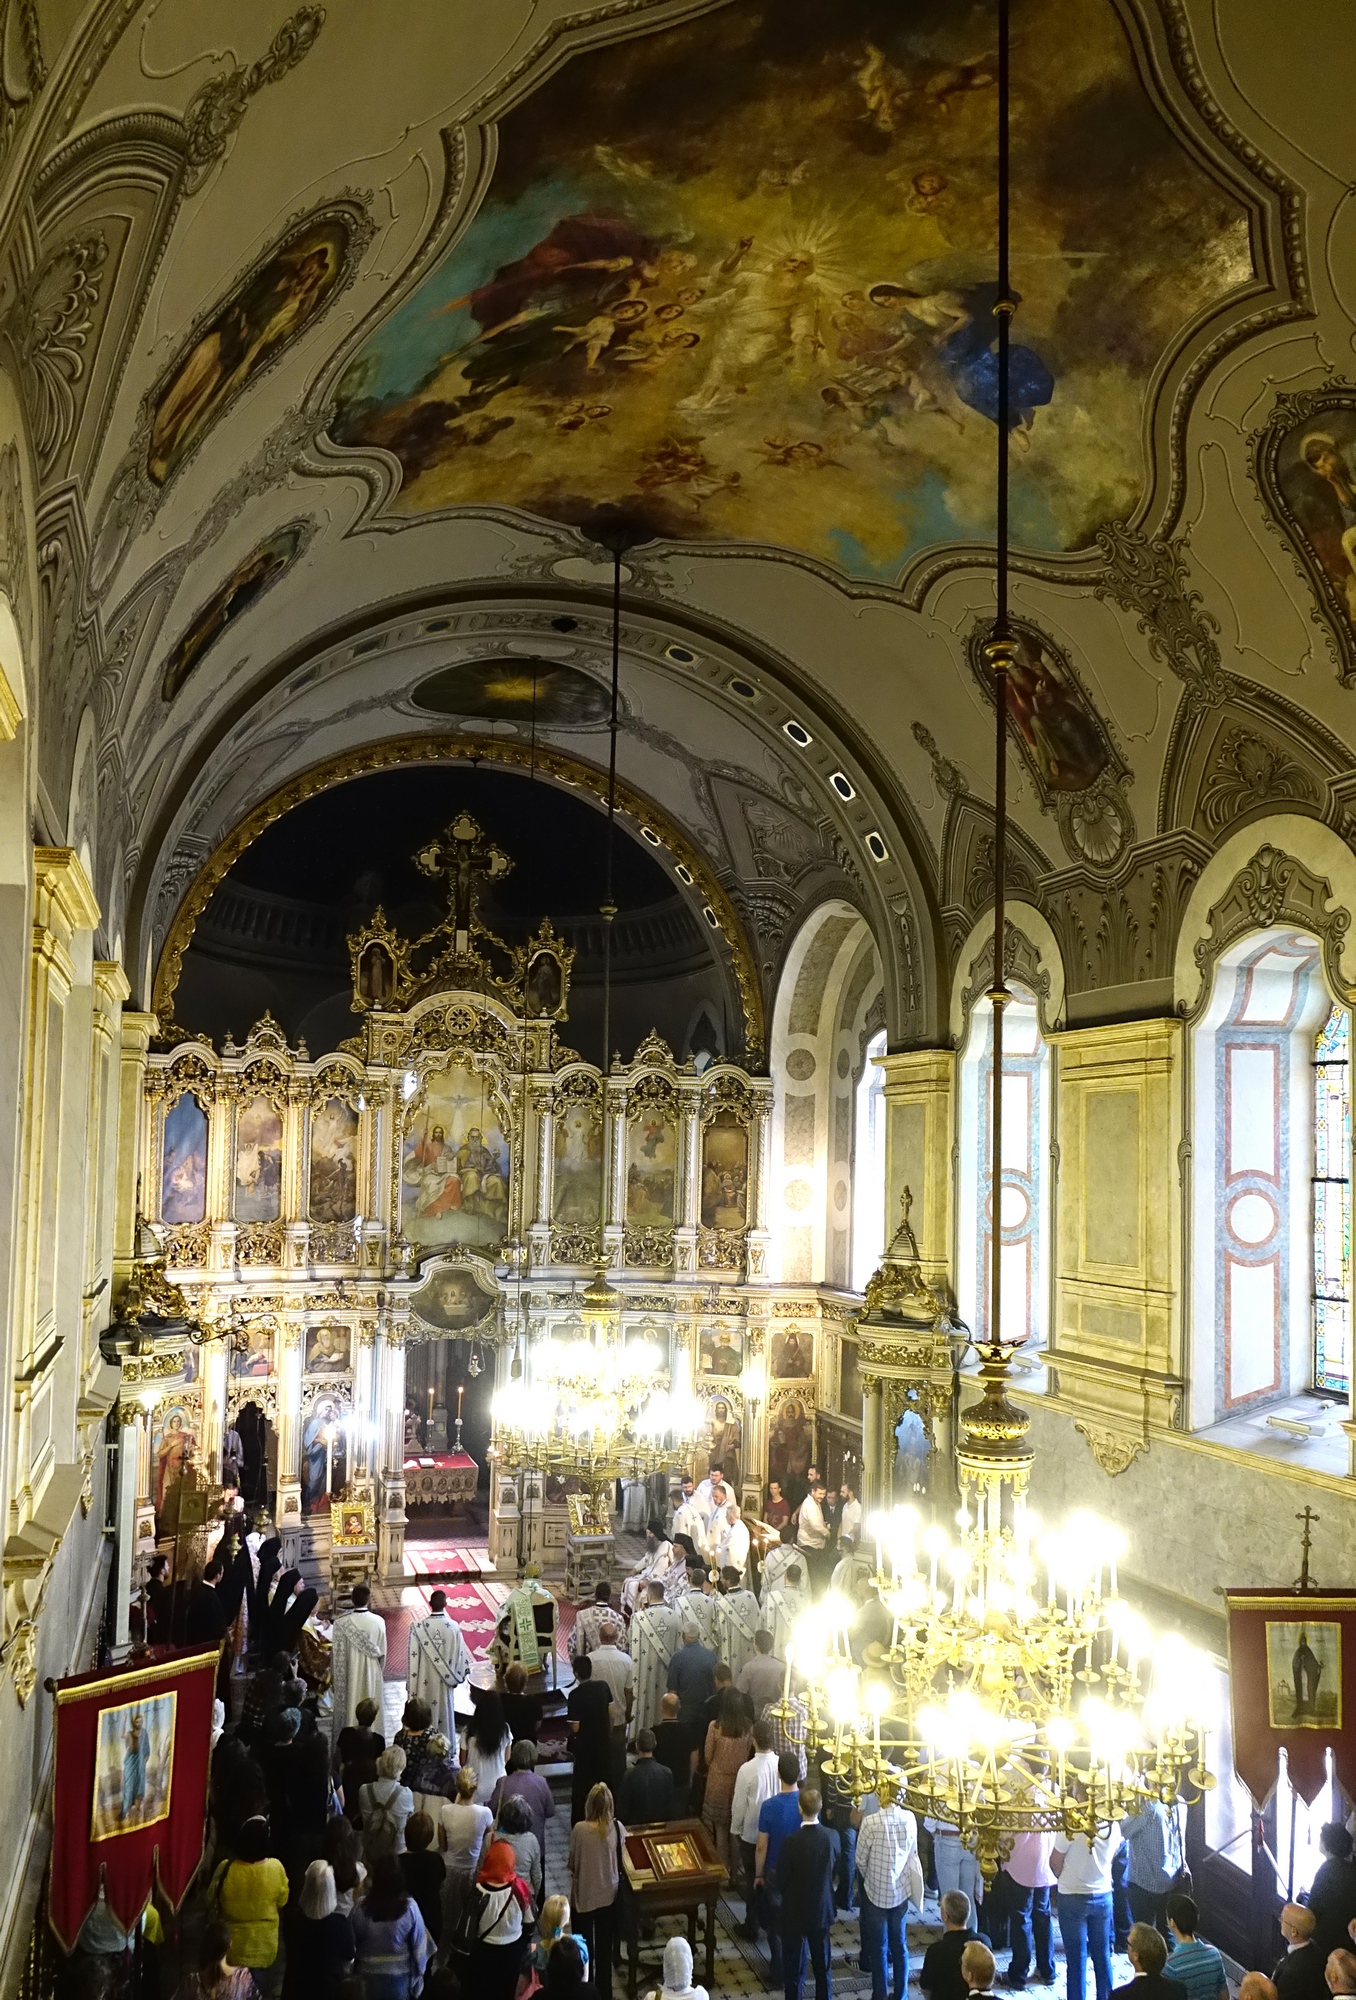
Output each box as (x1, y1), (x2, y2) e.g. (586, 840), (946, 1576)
(1074, 1421), (1146, 1478)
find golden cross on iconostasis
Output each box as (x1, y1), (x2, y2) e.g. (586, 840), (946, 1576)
(413, 810), (513, 955)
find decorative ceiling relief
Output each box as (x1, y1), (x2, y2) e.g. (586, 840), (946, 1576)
(326, 0), (1256, 585)
(1252, 382), (1356, 685)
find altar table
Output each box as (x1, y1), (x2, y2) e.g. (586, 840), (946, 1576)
(402, 1452), (479, 1508)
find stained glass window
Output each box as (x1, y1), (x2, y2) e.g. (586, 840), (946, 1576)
(1313, 1002), (1351, 1395)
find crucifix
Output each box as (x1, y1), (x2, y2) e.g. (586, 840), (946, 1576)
(1294, 1505), (1320, 1592)
(414, 810), (513, 955)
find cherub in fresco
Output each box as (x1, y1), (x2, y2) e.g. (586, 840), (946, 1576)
(556, 297), (649, 369)
(821, 292), (956, 436)
(760, 437), (839, 470)
(854, 44), (908, 132)
(636, 436), (739, 508)
(614, 328), (701, 374)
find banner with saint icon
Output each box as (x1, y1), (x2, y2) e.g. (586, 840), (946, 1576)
(1224, 1587), (1356, 1804)
(49, 1647), (218, 1949)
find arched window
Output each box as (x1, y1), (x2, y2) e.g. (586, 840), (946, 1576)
(1191, 932), (1335, 1426)
(1313, 1001), (1351, 1395)
(957, 989), (1050, 1347)
(851, 1028), (887, 1293)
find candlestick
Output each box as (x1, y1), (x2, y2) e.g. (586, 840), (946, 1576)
(427, 1385), (434, 1418)
(457, 1384), (465, 1414)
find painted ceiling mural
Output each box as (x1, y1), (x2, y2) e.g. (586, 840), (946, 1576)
(330, 0), (1254, 583)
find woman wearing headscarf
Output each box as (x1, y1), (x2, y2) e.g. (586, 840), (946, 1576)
(468, 1838), (533, 2000)
(653, 1935), (709, 2000)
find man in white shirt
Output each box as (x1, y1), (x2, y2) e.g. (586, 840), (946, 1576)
(405, 1588), (473, 1737)
(1051, 1826), (1122, 2000)
(856, 1796), (923, 2000)
(588, 1621), (635, 1717)
(694, 1462), (727, 1517)
(589, 1620), (634, 1771)
(329, 1582), (387, 1734)
(837, 1479), (863, 1551)
(796, 1481), (832, 1590)
(731, 1719), (781, 1941)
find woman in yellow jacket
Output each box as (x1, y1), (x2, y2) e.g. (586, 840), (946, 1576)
(208, 1817), (289, 1992)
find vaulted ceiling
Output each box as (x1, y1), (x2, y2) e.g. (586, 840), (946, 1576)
(3, 0), (1353, 1055)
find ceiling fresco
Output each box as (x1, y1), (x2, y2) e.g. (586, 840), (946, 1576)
(329, 0), (1253, 582)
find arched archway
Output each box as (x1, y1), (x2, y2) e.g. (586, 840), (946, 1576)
(769, 898), (884, 1287)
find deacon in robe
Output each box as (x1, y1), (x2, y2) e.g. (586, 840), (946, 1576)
(759, 1525), (801, 1607)
(407, 1587), (473, 1736)
(714, 1502), (751, 1580)
(570, 1581), (624, 1661)
(330, 1583), (387, 1735)
(658, 1538), (690, 1607)
(679, 1568), (720, 1646)
(762, 1559), (810, 1659)
(671, 1478), (709, 1557)
(712, 1565), (761, 1680)
(621, 1522), (676, 1620)
(630, 1582), (680, 1735)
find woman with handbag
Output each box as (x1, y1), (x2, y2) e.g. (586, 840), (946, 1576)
(568, 1784), (628, 2000)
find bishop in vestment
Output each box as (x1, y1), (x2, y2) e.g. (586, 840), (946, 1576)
(406, 1588), (473, 1736)
(620, 1523), (675, 1619)
(330, 1583), (388, 1734)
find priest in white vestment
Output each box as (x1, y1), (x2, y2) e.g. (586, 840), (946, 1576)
(330, 1583), (387, 1734)
(762, 1563), (810, 1659)
(406, 1588), (473, 1737)
(714, 1503), (751, 1580)
(759, 1531), (800, 1607)
(630, 1583), (680, 1734)
(712, 1569), (761, 1680)
(679, 1575), (719, 1646)
(671, 1481), (708, 1560)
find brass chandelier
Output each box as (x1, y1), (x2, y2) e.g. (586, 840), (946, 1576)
(489, 543), (704, 1502)
(779, 0), (1213, 1876)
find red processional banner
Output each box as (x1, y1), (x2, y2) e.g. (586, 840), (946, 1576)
(1224, 1589), (1356, 1807)
(49, 1646), (218, 1951)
